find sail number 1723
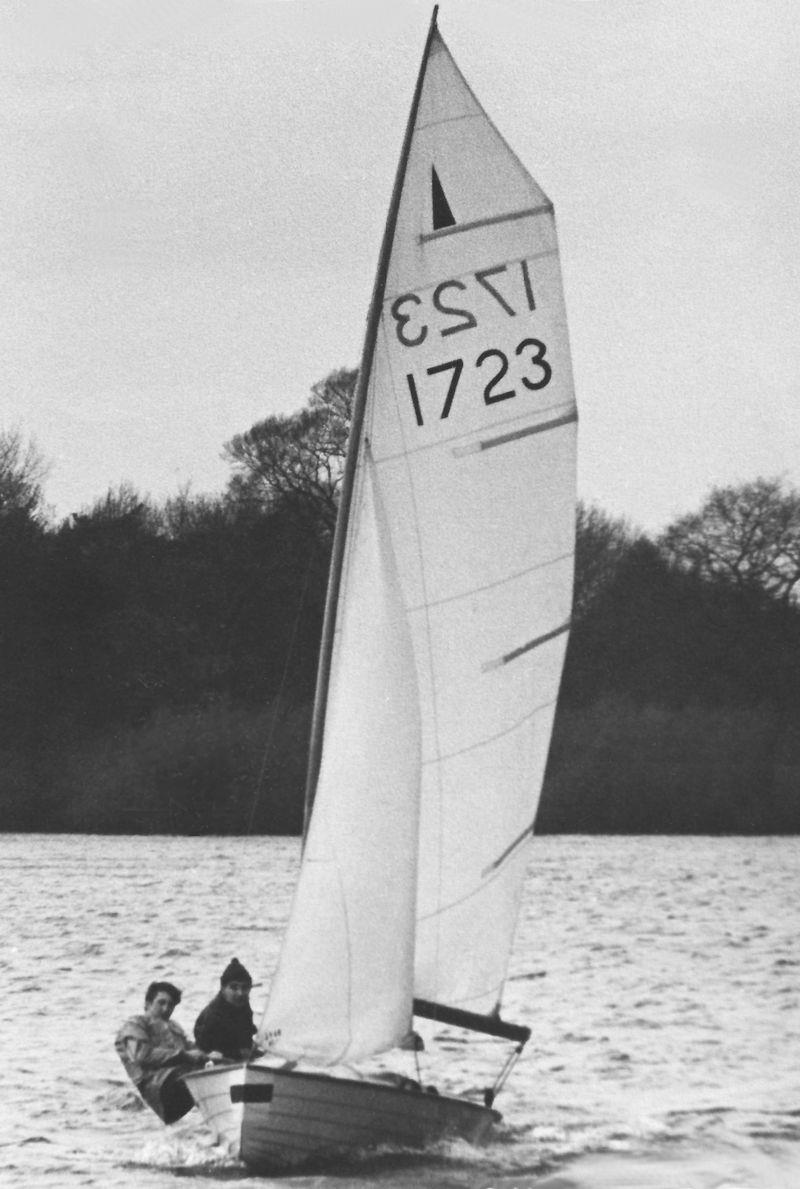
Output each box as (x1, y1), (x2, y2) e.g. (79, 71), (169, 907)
(406, 338), (551, 427)
(390, 259), (536, 347)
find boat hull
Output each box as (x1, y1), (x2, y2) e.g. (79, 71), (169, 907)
(183, 1062), (499, 1169)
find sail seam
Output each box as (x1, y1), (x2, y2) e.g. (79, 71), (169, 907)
(380, 315), (449, 992)
(407, 548), (574, 614)
(417, 842), (527, 924)
(428, 25), (543, 210)
(420, 203), (554, 243)
(334, 830), (356, 1066)
(483, 619), (571, 671)
(372, 398), (575, 464)
(421, 695), (557, 767)
(425, 984), (506, 1011)
(454, 408), (578, 456)
(382, 247), (558, 303)
(415, 110), (483, 133)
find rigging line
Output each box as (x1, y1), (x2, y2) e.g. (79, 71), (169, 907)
(421, 694), (557, 768)
(406, 548), (574, 614)
(245, 539), (317, 836)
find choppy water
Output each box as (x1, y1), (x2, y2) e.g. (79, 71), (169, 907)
(1, 834), (798, 1188)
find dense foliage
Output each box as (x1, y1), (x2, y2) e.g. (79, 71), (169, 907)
(1, 395), (799, 834)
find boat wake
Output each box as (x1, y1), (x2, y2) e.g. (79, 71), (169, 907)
(112, 1113), (800, 1189)
(526, 1143), (800, 1189)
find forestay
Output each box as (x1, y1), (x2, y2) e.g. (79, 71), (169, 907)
(259, 21), (576, 1065)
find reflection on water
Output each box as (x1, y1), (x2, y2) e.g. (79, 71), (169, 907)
(1, 834), (798, 1188)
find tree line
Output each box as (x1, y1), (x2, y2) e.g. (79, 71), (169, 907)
(1, 375), (799, 835)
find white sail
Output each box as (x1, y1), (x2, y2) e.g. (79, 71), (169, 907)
(381, 30), (577, 1015)
(260, 455), (421, 1064)
(260, 20), (576, 1060)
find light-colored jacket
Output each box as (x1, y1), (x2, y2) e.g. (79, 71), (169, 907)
(115, 1013), (195, 1119)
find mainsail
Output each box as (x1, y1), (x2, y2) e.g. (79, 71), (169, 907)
(260, 12), (576, 1064)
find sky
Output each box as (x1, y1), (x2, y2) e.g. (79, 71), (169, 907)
(1, 0), (798, 532)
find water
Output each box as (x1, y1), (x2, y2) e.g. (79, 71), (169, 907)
(1, 834), (798, 1188)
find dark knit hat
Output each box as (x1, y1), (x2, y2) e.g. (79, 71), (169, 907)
(220, 957), (252, 987)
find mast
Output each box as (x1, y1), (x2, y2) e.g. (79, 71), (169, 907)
(302, 7), (441, 836)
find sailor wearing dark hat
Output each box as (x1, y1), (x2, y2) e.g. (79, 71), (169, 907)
(194, 958), (259, 1061)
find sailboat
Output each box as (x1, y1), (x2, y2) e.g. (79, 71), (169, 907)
(184, 6), (577, 1170)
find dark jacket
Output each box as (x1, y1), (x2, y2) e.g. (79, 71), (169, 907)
(194, 992), (256, 1060)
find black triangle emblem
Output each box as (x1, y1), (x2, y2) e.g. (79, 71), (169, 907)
(431, 166), (456, 230)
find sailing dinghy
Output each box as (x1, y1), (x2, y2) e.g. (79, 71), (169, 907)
(185, 6), (577, 1169)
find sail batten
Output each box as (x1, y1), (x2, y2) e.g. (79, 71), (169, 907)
(370, 405), (575, 464)
(462, 408), (578, 454)
(481, 821), (538, 877)
(405, 549), (574, 614)
(483, 620), (572, 672)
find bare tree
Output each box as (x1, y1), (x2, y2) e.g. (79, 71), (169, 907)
(659, 477), (800, 604)
(223, 368), (356, 532)
(161, 486), (231, 539)
(573, 501), (637, 622)
(0, 428), (48, 520)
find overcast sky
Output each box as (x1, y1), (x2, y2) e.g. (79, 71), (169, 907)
(2, 0), (797, 531)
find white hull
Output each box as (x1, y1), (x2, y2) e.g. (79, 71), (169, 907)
(184, 1062), (499, 1170)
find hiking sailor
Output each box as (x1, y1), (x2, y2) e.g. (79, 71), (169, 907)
(115, 980), (210, 1123)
